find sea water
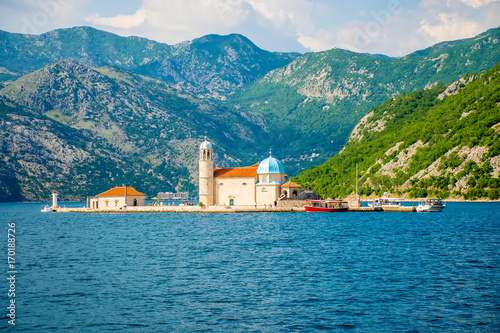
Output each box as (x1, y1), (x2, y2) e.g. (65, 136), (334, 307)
(0, 202), (499, 331)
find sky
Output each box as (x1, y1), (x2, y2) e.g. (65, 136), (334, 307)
(0, 0), (499, 57)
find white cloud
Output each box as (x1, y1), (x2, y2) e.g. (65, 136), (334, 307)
(0, 0), (88, 35)
(459, 0), (500, 8)
(247, 0), (295, 26)
(139, 0), (257, 48)
(81, 0), (314, 52)
(244, 0), (345, 52)
(297, 31), (336, 52)
(419, 12), (481, 41)
(85, 0), (251, 37)
(86, 8), (147, 29)
(8, 0), (493, 56)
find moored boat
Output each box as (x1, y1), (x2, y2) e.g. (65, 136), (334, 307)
(368, 197), (405, 211)
(305, 199), (349, 212)
(368, 197), (404, 207)
(41, 205), (54, 212)
(416, 198), (445, 212)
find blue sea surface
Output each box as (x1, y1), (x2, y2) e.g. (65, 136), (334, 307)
(1, 202), (499, 331)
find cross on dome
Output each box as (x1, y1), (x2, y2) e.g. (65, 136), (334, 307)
(200, 137), (213, 149)
(257, 154), (285, 174)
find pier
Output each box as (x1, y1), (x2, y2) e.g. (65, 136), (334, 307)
(54, 205), (306, 213)
(54, 204), (417, 213)
(349, 206), (382, 212)
(349, 206), (416, 212)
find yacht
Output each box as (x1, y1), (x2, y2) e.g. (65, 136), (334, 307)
(416, 198), (445, 212)
(305, 200), (349, 212)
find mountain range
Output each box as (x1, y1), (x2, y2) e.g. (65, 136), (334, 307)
(229, 28), (500, 173)
(293, 63), (500, 200)
(0, 60), (272, 201)
(1, 26), (499, 201)
(0, 27), (297, 97)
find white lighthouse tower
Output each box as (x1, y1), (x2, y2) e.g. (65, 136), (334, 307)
(199, 138), (214, 207)
(51, 189), (59, 208)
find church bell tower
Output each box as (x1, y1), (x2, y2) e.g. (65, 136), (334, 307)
(199, 138), (214, 207)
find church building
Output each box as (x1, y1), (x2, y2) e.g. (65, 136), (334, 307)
(199, 139), (300, 206)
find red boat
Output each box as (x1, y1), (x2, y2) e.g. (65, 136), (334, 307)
(305, 200), (349, 212)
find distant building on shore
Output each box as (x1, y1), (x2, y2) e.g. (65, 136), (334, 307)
(198, 139), (317, 207)
(88, 186), (146, 209)
(157, 191), (189, 200)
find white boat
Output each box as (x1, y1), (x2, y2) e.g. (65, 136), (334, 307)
(305, 200), (349, 212)
(416, 198), (445, 212)
(41, 205), (54, 213)
(368, 197), (404, 208)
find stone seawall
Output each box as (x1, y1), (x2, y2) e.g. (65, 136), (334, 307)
(277, 200), (307, 208)
(54, 201), (417, 213)
(55, 205), (306, 213)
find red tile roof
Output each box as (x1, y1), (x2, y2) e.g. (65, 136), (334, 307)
(214, 165), (258, 178)
(282, 181), (302, 188)
(96, 186), (146, 197)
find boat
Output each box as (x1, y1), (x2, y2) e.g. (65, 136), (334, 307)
(368, 197), (405, 209)
(368, 197), (404, 208)
(41, 189), (59, 212)
(41, 205), (54, 212)
(416, 198), (445, 212)
(305, 200), (349, 212)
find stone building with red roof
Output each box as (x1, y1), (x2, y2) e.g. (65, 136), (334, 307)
(88, 186), (146, 209)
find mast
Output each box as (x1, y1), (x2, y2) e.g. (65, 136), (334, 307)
(356, 163), (358, 196)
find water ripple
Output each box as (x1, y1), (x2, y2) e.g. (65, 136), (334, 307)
(1, 202), (499, 331)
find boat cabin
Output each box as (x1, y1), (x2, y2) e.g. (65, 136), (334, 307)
(305, 200), (349, 212)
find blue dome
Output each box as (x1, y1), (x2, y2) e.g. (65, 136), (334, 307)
(200, 140), (212, 149)
(257, 156), (285, 174)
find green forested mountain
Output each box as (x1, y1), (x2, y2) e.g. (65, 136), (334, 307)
(0, 60), (274, 201)
(293, 64), (500, 200)
(1, 26), (500, 201)
(230, 28), (500, 175)
(0, 26), (298, 96)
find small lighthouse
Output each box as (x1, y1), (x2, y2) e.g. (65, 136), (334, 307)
(51, 189), (59, 208)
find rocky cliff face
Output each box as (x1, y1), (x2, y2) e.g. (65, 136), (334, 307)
(0, 97), (106, 201)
